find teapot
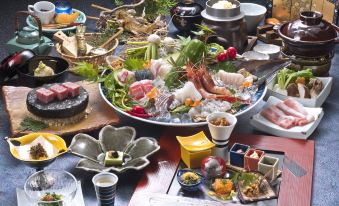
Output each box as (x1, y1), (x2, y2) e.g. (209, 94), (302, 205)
(6, 11), (54, 55)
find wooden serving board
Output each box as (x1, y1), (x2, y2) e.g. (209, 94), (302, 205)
(2, 81), (120, 137)
(129, 128), (315, 206)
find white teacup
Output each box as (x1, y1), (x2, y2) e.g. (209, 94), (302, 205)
(207, 112), (237, 146)
(28, 1), (55, 25)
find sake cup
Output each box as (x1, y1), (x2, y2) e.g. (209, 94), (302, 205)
(92, 172), (118, 206)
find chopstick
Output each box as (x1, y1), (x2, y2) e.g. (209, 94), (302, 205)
(42, 22), (82, 29)
(91, 3), (112, 12)
(87, 15), (100, 21)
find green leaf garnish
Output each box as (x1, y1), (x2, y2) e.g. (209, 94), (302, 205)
(19, 117), (48, 132)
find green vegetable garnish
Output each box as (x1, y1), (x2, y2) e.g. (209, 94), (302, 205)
(171, 105), (191, 114)
(209, 61), (237, 73)
(238, 172), (257, 187)
(70, 62), (102, 81)
(19, 117), (48, 132)
(277, 68), (313, 89)
(39, 192), (62, 206)
(123, 58), (146, 71)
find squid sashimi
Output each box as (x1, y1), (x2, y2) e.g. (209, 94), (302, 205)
(129, 80), (153, 100)
(150, 59), (171, 79)
(173, 81), (202, 103)
(217, 70), (245, 87)
(260, 107), (295, 129)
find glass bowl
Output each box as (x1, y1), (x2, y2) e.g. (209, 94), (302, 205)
(24, 169), (77, 206)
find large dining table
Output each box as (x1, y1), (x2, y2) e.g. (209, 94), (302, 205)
(0, 0), (338, 206)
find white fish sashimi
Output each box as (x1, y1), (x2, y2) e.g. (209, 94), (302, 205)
(150, 59), (172, 79)
(174, 81), (202, 103)
(217, 70), (245, 87)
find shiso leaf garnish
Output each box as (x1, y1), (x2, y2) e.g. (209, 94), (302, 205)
(19, 117), (48, 132)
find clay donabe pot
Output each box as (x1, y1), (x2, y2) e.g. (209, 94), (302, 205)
(278, 11), (339, 57)
(170, 0), (203, 32)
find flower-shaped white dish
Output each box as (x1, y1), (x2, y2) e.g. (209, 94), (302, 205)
(69, 125), (160, 173)
(266, 75), (333, 107)
(250, 96), (324, 140)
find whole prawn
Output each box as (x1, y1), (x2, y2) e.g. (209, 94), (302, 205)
(185, 63), (237, 102)
(198, 64), (233, 96)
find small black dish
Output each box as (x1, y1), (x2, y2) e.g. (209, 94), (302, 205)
(0, 49), (36, 84)
(17, 55), (69, 87)
(170, 0), (203, 33)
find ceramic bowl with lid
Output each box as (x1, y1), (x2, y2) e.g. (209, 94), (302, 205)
(278, 11), (339, 57)
(170, 0), (203, 32)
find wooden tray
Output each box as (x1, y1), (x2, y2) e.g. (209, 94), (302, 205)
(2, 81), (120, 137)
(129, 128), (314, 206)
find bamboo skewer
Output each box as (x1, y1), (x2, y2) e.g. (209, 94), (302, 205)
(91, 3), (112, 12)
(87, 15), (100, 21)
(99, 27), (124, 48)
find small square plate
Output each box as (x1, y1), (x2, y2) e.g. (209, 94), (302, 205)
(266, 75), (333, 107)
(250, 96), (324, 139)
(16, 181), (85, 206)
(176, 131), (215, 152)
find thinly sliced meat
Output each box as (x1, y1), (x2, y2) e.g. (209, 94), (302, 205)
(278, 100), (315, 126)
(278, 99), (315, 126)
(260, 107), (295, 129)
(283, 98), (308, 115)
(270, 105), (299, 124)
(276, 102), (306, 119)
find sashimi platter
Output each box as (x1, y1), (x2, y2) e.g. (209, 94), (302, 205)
(83, 34), (272, 127)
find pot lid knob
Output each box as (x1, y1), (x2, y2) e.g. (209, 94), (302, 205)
(300, 11), (323, 26)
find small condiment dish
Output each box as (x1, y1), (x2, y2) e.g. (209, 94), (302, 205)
(16, 55), (69, 87)
(207, 112), (237, 146)
(229, 143), (249, 167)
(5, 133), (68, 170)
(244, 149), (265, 171)
(258, 155), (279, 181)
(177, 168), (203, 192)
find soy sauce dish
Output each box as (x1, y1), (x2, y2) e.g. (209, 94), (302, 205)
(16, 56), (69, 87)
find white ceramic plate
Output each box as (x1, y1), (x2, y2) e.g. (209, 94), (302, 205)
(266, 75), (333, 107)
(250, 96), (324, 139)
(17, 181), (85, 206)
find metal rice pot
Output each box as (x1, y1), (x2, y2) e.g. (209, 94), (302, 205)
(202, 0), (248, 52)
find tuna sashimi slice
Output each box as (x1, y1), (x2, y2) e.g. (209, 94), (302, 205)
(36, 88), (55, 104)
(49, 84), (68, 101)
(62, 82), (80, 97)
(261, 107), (295, 129)
(129, 80), (154, 100)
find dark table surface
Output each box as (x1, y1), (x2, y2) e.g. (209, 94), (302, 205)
(0, 1), (338, 206)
